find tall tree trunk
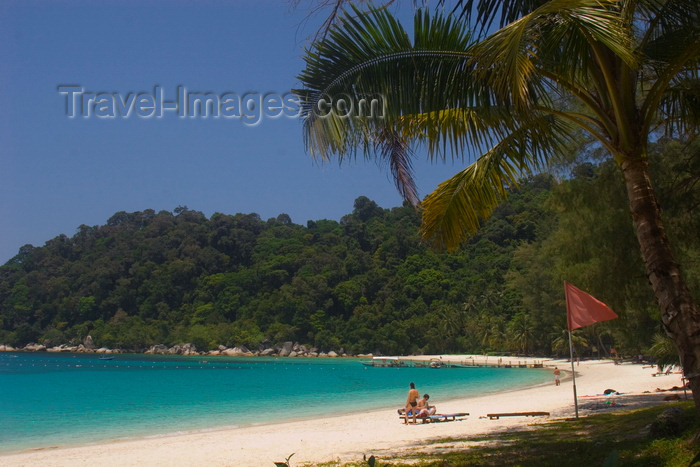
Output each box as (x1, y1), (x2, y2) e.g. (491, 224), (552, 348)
(621, 157), (700, 411)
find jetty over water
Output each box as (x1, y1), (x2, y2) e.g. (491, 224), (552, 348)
(362, 356), (547, 369)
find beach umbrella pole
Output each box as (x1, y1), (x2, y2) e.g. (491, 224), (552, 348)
(568, 329), (579, 418)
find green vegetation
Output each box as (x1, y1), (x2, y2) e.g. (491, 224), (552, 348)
(311, 401), (699, 467)
(1, 138), (698, 356)
(295, 0), (700, 409)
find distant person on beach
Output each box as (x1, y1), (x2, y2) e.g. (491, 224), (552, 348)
(553, 367), (561, 386)
(404, 382), (420, 424)
(417, 394), (436, 416)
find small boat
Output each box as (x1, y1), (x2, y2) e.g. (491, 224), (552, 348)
(362, 357), (408, 367)
(427, 359), (468, 368)
(427, 358), (447, 368)
(98, 356), (114, 361)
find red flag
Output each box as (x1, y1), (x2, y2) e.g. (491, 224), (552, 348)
(565, 281), (618, 330)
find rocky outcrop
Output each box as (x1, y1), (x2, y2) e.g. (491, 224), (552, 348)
(83, 335), (95, 350)
(278, 341), (294, 357)
(221, 346), (254, 357)
(145, 344), (170, 355)
(47, 344), (78, 352)
(142, 343), (199, 355)
(172, 343), (198, 355)
(3, 340), (353, 359)
(23, 343), (46, 352)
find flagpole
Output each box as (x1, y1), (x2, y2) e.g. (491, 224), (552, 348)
(568, 328), (579, 419)
(564, 280), (617, 419)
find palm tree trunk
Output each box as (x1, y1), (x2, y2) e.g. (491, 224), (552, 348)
(621, 157), (700, 411)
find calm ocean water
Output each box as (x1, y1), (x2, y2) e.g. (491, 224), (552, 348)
(0, 352), (549, 452)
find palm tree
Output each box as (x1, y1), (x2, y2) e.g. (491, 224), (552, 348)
(507, 311), (536, 354)
(295, 1), (700, 409)
(478, 312), (506, 350)
(551, 328), (589, 358)
(648, 332), (682, 372)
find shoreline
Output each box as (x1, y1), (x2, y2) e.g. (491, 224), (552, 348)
(1, 355), (687, 466)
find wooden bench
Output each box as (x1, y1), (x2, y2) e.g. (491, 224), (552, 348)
(486, 411), (550, 420)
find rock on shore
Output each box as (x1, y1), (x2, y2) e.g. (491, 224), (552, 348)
(1, 337), (359, 359)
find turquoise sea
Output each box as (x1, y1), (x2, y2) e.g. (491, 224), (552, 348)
(0, 352), (550, 453)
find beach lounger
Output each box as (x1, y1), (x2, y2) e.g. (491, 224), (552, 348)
(427, 412), (469, 422)
(398, 410), (469, 423)
(486, 411), (549, 420)
(398, 409), (429, 422)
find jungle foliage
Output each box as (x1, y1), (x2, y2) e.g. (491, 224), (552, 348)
(1, 138), (698, 356)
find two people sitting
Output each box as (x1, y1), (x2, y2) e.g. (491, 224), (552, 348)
(402, 393), (437, 421)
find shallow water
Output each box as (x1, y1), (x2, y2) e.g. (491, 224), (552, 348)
(0, 352), (549, 452)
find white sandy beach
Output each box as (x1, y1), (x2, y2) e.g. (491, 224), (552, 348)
(1, 356), (688, 467)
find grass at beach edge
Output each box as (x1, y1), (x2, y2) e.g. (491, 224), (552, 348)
(310, 401), (700, 466)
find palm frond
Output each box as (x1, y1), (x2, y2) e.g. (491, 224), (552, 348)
(295, 6), (478, 162)
(659, 76), (700, 133)
(441, 0), (547, 35)
(393, 106), (523, 163)
(421, 114), (578, 251)
(647, 332), (680, 370)
(469, 0), (636, 108)
(637, 0), (700, 55)
(374, 128), (420, 207)
(637, 0), (700, 136)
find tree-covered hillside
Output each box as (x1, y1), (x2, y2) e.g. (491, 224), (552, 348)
(1, 139), (697, 357)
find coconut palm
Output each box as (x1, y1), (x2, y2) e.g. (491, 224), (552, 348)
(648, 332), (681, 372)
(507, 311), (536, 354)
(295, 1), (700, 409)
(551, 328), (589, 358)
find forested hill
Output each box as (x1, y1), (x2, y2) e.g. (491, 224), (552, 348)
(0, 182), (553, 355)
(2, 143), (698, 357)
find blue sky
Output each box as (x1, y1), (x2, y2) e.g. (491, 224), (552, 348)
(1, 0), (462, 264)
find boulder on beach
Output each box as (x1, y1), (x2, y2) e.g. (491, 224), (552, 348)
(23, 343), (46, 352)
(83, 335), (95, 350)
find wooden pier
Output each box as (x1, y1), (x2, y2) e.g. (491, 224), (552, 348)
(362, 356), (548, 369)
